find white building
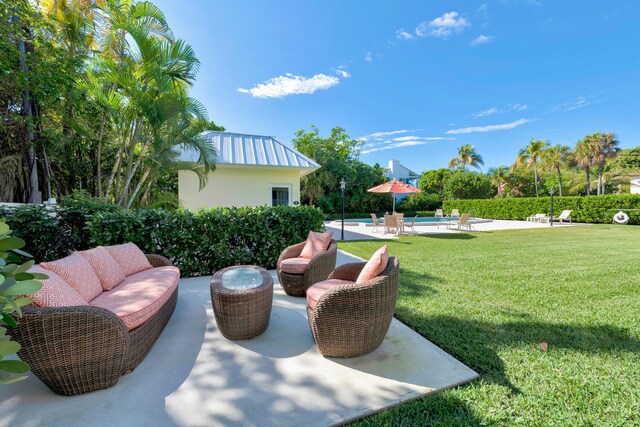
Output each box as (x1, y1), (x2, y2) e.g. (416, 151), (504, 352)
(385, 159), (420, 200)
(178, 131), (320, 210)
(631, 177), (640, 194)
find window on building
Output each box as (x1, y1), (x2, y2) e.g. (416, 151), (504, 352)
(271, 187), (290, 206)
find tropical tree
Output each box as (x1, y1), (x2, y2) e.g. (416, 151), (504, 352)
(448, 145), (484, 171)
(541, 144), (571, 196)
(513, 138), (548, 197)
(418, 168), (452, 195)
(574, 136), (595, 195)
(488, 166), (510, 197)
(591, 132), (620, 195)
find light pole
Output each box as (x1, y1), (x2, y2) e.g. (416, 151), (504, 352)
(549, 187), (555, 227)
(340, 179), (346, 241)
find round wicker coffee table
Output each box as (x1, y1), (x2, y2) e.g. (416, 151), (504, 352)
(210, 265), (273, 340)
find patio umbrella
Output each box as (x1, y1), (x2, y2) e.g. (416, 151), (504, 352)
(367, 179), (421, 213)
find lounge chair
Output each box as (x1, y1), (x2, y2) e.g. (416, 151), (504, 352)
(554, 210), (573, 224)
(527, 213), (546, 222)
(370, 213), (382, 233)
(450, 209), (460, 218)
(447, 213), (472, 231)
(435, 209), (445, 218)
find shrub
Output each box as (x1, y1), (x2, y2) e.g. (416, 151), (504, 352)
(444, 171), (495, 200)
(89, 206), (326, 276)
(397, 193), (442, 211)
(443, 194), (640, 224)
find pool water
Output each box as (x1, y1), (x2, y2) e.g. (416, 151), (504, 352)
(343, 217), (453, 224)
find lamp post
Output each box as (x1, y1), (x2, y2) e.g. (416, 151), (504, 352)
(340, 179), (346, 240)
(549, 187), (555, 227)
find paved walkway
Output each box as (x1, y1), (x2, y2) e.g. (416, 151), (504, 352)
(326, 219), (580, 240)
(0, 252), (478, 427)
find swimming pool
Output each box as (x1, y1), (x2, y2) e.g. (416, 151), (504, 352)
(343, 217), (453, 225)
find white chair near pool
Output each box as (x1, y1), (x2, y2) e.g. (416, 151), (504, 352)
(435, 209), (446, 218)
(447, 213), (472, 231)
(527, 213), (546, 222)
(450, 209), (460, 218)
(370, 213), (383, 233)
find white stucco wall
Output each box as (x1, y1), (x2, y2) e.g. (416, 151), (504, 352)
(179, 166), (303, 210)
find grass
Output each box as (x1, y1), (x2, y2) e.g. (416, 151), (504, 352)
(340, 225), (640, 426)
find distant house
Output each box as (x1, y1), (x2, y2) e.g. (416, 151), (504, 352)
(179, 131), (320, 210)
(631, 177), (640, 194)
(385, 159), (420, 200)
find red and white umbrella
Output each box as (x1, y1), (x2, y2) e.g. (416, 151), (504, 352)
(367, 179), (421, 213)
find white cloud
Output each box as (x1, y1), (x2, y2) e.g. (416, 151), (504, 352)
(446, 118), (533, 134)
(362, 130), (410, 140)
(416, 11), (469, 38)
(362, 140), (428, 155)
(238, 73), (339, 98)
(364, 51), (372, 63)
(470, 34), (494, 46)
(472, 107), (499, 117)
(551, 96), (590, 112)
(334, 66), (351, 78)
(393, 136), (451, 142)
(396, 28), (415, 40)
(472, 104), (528, 117)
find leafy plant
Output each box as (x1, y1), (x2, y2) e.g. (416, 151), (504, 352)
(0, 219), (43, 383)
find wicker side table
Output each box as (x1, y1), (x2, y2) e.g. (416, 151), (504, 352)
(210, 265), (273, 340)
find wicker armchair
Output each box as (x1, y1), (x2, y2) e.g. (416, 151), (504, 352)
(277, 239), (338, 297)
(8, 254), (177, 396)
(307, 257), (399, 357)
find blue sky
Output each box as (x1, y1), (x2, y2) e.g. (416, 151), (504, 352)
(153, 0), (640, 174)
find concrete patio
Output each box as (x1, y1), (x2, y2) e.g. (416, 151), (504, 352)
(325, 219), (581, 240)
(0, 251), (478, 427)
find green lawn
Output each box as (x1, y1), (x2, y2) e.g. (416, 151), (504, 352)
(340, 225), (640, 426)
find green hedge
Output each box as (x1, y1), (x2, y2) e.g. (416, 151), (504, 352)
(89, 206), (325, 276)
(443, 195), (640, 224)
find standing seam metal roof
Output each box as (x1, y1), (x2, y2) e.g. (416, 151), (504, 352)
(181, 131), (320, 169)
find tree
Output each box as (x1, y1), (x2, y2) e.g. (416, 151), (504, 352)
(443, 171), (494, 200)
(541, 144), (571, 196)
(418, 168), (452, 195)
(487, 166), (510, 197)
(574, 136), (595, 195)
(448, 145), (484, 171)
(591, 132), (620, 195)
(514, 138), (548, 197)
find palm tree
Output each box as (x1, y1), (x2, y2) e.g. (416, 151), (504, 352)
(541, 144), (571, 196)
(488, 166), (509, 197)
(514, 138), (548, 197)
(574, 137), (594, 195)
(592, 132), (620, 195)
(449, 145), (484, 171)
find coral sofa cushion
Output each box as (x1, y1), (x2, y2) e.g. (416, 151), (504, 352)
(306, 279), (355, 310)
(105, 243), (152, 276)
(41, 252), (103, 302)
(27, 265), (86, 307)
(80, 246), (126, 291)
(356, 245), (389, 284)
(90, 266), (179, 331)
(280, 257), (310, 275)
(299, 231), (333, 260)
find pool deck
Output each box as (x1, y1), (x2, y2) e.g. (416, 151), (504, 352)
(325, 219), (581, 240)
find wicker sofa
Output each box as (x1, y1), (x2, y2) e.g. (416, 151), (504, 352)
(277, 239), (338, 297)
(9, 250), (179, 396)
(306, 256), (399, 357)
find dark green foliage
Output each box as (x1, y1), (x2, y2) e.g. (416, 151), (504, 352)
(88, 206), (325, 277)
(443, 194), (640, 224)
(0, 192), (121, 261)
(397, 193), (442, 211)
(443, 171), (495, 200)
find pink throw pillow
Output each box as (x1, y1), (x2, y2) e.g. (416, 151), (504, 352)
(26, 265), (86, 307)
(80, 247), (126, 291)
(299, 231), (333, 260)
(41, 253), (103, 302)
(356, 245), (389, 284)
(105, 243), (152, 276)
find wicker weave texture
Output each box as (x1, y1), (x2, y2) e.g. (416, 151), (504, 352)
(307, 257), (400, 358)
(210, 265), (273, 340)
(9, 254), (177, 395)
(277, 240), (337, 297)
